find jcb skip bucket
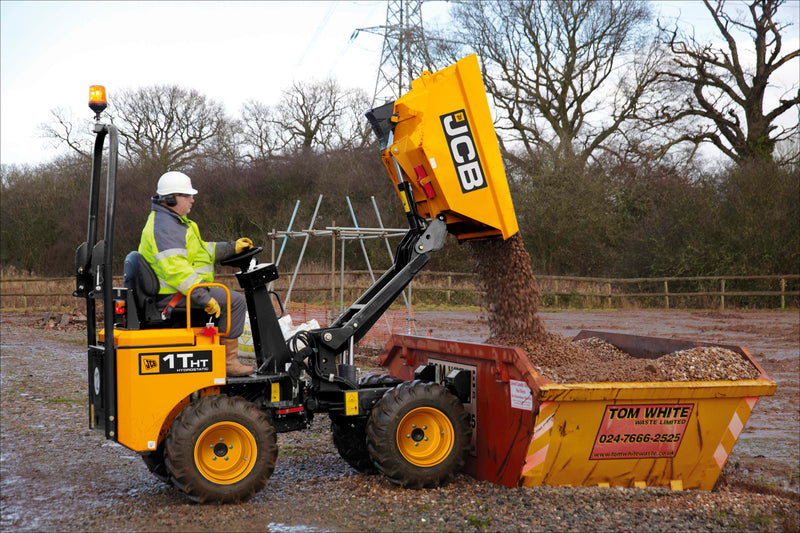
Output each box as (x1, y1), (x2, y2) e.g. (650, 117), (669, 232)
(367, 54), (518, 242)
(379, 331), (776, 490)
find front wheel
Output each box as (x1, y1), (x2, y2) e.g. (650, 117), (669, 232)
(164, 395), (277, 503)
(366, 380), (470, 489)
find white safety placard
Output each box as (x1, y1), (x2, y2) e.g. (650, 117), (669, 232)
(509, 379), (532, 411)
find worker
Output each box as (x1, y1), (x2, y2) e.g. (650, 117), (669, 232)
(138, 170), (254, 376)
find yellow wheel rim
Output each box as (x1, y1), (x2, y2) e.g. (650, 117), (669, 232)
(396, 407), (455, 467)
(194, 421), (257, 484)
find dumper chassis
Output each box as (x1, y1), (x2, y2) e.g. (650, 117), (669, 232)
(74, 57), (510, 503)
(76, 127), (470, 502)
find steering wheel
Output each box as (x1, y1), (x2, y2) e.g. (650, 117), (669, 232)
(220, 246), (263, 272)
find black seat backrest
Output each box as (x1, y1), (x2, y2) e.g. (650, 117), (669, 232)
(123, 251), (210, 329)
(124, 252), (159, 296)
(124, 251), (165, 326)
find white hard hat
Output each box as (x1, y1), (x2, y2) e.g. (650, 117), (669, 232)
(156, 171), (198, 196)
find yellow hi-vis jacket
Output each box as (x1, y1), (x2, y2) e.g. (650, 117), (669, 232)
(138, 200), (236, 307)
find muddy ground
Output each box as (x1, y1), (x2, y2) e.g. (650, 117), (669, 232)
(1, 309), (798, 532)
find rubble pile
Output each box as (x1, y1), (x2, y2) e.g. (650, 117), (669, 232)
(470, 233), (759, 383)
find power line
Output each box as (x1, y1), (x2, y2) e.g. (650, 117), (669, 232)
(297, 2), (339, 69)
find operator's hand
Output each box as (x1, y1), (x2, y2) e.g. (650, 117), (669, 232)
(235, 237), (254, 254)
(204, 297), (221, 318)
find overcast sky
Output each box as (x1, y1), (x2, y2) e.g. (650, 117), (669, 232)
(1, 0), (797, 167)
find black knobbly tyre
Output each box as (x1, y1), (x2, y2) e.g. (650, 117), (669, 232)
(359, 373), (403, 388)
(330, 374), (404, 474)
(164, 394), (277, 503)
(141, 441), (172, 485)
(366, 380), (470, 489)
(330, 415), (377, 474)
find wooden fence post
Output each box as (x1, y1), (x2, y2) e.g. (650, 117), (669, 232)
(720, 279), (725, 311)
(447, 274), (452, 304)
(781, 278), (786, 309)
(664, 280), (669, 309)
(554, 280), (558, 308)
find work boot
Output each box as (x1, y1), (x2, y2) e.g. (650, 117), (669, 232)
(221, 337), (254, 377)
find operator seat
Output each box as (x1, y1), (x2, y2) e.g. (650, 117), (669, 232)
(123, 251), (200, 329)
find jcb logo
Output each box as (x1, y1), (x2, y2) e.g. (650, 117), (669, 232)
(440, 110), (487, 194)
(140, 355), (160, 374)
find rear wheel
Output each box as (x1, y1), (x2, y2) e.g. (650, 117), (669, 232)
(366, 380), (470, 489)
(359, 373), (403, 388)
(330, 373), (404, 474)
(165, 395), (277, 503)
(141, 441), (172, 485)
(330, 415), (376, 474)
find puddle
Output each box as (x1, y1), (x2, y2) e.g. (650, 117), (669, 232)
(267, 523), (324, 533)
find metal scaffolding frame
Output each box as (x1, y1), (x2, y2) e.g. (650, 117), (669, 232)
(263, 195), (415, 334)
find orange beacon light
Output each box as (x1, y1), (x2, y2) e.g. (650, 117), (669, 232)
(89, 85), (107, 117)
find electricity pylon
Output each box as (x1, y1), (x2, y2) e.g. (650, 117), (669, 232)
(353, 0), (434, 106)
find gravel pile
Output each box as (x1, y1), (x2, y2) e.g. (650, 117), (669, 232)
(487, 334), (761, 384)
(470, 234), (659, 383)
(653, 346), (761, 381)
(575, 337), (636, 361)
(470, 233), (760, 384)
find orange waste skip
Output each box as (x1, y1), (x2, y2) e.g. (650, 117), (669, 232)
(378, 331), (776, 490)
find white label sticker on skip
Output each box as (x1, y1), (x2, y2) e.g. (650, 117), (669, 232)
(510, 379), (532, 411)
(429, 157), (437, 169)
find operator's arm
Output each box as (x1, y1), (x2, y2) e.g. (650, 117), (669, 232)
(212, 238), (253, 263)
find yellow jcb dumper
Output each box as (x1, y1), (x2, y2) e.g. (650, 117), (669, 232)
(75, 54), (518, 503)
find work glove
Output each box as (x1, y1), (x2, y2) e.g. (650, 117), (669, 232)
(204, 297), (221, 318)
(235, 237), (254, 254)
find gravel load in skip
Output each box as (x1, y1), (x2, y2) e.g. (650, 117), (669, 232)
(470, 233), (760, 384)
(524, 337), (762, 384)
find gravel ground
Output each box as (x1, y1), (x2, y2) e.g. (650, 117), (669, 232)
(1, 310), (798, 532)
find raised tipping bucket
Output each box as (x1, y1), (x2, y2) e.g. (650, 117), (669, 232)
(368, 54), (518, 242)
(378, 331), (776, 490)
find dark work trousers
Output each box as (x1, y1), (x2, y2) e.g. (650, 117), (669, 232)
(157, 287), (247, 338)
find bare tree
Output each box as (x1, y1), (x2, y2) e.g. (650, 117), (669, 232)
(656, 0), (799, 164)
(270, 79), (368, 154)
(330, 87), (374, 150)
(240, 100), (286, 161)
(110, 85), (233, 172)
(39, 108), (94, 160)
(439, 0), (661, 169)
(273, 79), (342, 153)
